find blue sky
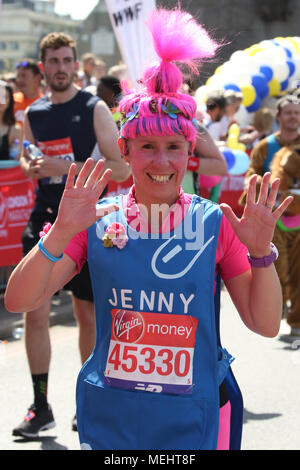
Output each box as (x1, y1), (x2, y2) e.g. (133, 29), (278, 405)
(54, 0), (99, 20)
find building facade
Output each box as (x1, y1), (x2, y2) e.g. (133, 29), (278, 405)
(1, 0), (300, 81)
(0, 0), (81, 72)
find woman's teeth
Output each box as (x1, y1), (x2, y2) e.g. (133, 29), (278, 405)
(149, 174), (172, 182)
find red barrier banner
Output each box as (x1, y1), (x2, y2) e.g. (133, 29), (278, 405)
(200, 173), (245, 217)
(106, 175), (133, 198)
(0, 165), (36, 266)
(218, 174), (245, 217)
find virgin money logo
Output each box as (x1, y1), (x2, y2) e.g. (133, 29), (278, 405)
(113, 310), (144, 343)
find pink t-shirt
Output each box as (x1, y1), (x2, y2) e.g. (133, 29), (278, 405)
(65, 187), (250, 280)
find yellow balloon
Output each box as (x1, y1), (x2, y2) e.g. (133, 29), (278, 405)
(214, 65), (223, 74)
(227, 124), (242, 150)
(268, 78), (281, 96)
(241, 85), (256, 107)
(287, 37), (300, 56)
(236, 142), (246, 151)
(248, 46), (264, 56)
(228, 123), (240, 138)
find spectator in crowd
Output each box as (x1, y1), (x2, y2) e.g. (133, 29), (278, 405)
(97, 75), (123, 110)
(91, 75), (132, 191)
(1, 72), (17, 92)
(0, 81), (22, 160)
(14, 59), (43, 128)
(108, 63), (129, 83)
(217, 90), (243, 141)
(239, 107), (274, 150)
(241, 95), (300, 195)
(94, 58), (106, 81)
(239, 95), (300, 315)
(201, 89), (226, 140)
(11, 32), (129, 440)
(270, 144), (300, 336)
(78, 53), (97, 89)
(181, 122), (227, 195)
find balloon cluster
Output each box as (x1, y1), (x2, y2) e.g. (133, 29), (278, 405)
(196, 37), (300, 114)
(220, 123), (250, 175)
(199, 123), (250, 189)
(220, 147), (250, 176)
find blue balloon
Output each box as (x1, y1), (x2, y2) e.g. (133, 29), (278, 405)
(224, 83), (241, 92)
(271, 40), (280, 47)
(246, 96), (262, 113)
(272, 40), (293, 58)
(219, 146), (235, 171)
(283, 47), (293, 58)
(287, 60), (296, 78)
(280, 79), (289, 91)
(251, 73), (269, 99)
(259, 65), (273, 82)
(229, 150), (250, 175)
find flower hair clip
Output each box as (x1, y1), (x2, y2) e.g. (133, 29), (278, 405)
(120, 98), (197, 132)
(192, 117), (200, 129)
(161, 101), (182, 119)
(120, 102), (139, 129)
(102, 222), (128, 250)
(39, 222), (52, 238)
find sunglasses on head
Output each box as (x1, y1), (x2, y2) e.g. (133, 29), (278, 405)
(16, 61), (29, 69)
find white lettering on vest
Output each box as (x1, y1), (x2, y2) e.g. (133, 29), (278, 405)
(108, 288), (195, 315)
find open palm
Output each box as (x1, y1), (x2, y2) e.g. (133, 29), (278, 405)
(220, 173), (293, 257)
(55, 158), (119, 238)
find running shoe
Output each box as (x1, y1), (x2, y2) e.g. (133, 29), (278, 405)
(12, 404), (56, 439)
(290, 327), (300, 337)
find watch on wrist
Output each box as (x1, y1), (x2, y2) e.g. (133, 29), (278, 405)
(247, 242), (278, 268)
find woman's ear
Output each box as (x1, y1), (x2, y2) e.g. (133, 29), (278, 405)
(118, 137), (130, 163)
(189, 141), (195, 156)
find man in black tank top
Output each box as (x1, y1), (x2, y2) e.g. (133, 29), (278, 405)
(13, 32), (130, 439)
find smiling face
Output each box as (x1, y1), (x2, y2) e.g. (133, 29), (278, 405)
(122, 134), (189, 208)
(278, 102), (300, 132)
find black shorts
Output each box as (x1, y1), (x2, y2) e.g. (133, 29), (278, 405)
(22, 201), (93, 302)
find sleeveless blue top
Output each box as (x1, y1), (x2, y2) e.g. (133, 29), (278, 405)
(76, 195), (236, 450)
(27, 90), (99, 206)
(263, 134), (281, 173)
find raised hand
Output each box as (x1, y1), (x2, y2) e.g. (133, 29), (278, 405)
(220, 172), (294, 257)
(55, 158), (119, 238)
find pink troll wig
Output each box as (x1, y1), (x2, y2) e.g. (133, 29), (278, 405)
(119, 8), (219, 145)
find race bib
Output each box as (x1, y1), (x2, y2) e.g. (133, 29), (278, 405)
(104, 309), (198, 395)
(37, 137), (75, 185)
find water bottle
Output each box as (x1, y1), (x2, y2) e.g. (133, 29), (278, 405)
(12, 327), (24, 340)
(23, 140), (43, 160)
(9, 139), (20, 159)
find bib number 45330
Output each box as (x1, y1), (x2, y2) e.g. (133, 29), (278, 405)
(106, 341), (191, 379)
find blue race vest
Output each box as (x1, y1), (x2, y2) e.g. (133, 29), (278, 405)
(76, 195), (234, 450)
(263, 134), (281, 173)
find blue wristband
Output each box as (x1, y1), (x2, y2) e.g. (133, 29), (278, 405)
(38, 236), (64, 263)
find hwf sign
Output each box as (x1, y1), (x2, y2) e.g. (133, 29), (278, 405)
(105, 0), (156, 86)
(113, 2), (143, 26)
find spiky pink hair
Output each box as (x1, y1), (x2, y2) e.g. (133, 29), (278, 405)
(119, 8), (219, 143)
